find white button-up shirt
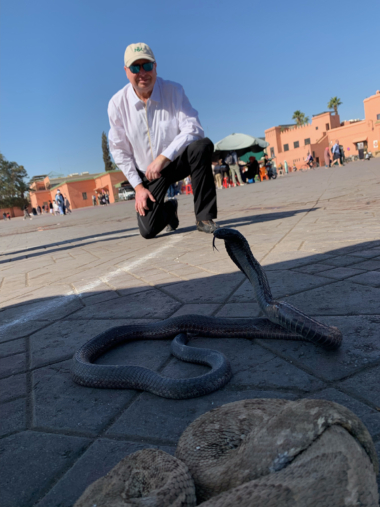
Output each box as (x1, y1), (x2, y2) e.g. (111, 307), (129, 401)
(108, 77), (204, 189)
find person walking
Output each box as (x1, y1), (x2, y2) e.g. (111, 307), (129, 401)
(64, 196), (72, 213)
(92, 194), (97, 206)
(331, 140), (342, 167)
(23, 205), (32, 220)
(324, 147), (331, 168)
(108, 42), (218, 237)
(2, 212), (7, 221)
(55, 189), (65, 214)
(225, 151), (244, 187)
(49, 200), (53, 214)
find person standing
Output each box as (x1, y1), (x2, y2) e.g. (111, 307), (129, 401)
(55, 189), (65, 214)
(108, 42), (218, 237)
(92, 194), (97, 206)
(213, 161), (223, 189)
(331, 140), (342, 167)
(225, 151), (244, 186)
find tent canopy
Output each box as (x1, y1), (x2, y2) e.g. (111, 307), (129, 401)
(239, 150), (265, 163)
(214, 133), (269, 154)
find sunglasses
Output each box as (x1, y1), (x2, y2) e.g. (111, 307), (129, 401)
(129, 62), (155, 74)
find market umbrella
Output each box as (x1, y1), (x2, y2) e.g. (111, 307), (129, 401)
(214, 133), (269, 159)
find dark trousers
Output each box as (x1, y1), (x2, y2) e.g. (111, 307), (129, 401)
(137, 137), (217, 239)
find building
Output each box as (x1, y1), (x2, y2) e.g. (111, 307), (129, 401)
(265, 91), (380, 169)
(29, 170), (126, 210)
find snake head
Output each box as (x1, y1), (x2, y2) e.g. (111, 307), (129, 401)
(213, 228), (245, 243)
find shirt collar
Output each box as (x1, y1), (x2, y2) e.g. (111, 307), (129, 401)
(128, 77), (161, 109)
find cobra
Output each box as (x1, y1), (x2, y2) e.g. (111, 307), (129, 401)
(72, 228), (342, 399)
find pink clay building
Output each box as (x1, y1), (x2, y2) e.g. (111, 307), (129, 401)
(265, 91), (380, 170)
(29, 170), (126, 211)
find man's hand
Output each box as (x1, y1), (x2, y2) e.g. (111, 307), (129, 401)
(135, 184), (156, 216)
(145, 154), (171, 181)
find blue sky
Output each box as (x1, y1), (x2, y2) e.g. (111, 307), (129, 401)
(1, 0), (379, 179)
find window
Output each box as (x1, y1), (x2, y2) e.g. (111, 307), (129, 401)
(315, 126), (319, 130)
(325, 123), (330, 131)
(294, 141), (299, 149)
(284, 144), (289, 152)
(377, 114), (380, 120)
(304, 138), (310, 145)
(82, 192), (87, 200)
(270, 147), (275, 158)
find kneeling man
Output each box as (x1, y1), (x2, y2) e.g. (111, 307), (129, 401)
(108, 42), (218, 239)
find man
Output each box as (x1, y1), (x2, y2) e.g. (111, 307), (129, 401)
(108, 42), (218, 239)
(331, 140), (342, 167)
(225, 151), (244, 186)
(55, 189), (64, 215)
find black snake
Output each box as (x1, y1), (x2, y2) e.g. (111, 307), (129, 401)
(72, 228), (342, 399)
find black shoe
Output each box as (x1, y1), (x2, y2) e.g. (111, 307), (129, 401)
(166, 198), (179, 232)
(196, 220), (219, 233)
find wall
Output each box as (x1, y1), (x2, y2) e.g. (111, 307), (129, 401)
(30, 190), (52, 209)
(265, 91), (380, 168)
(0, 207), (24, 219)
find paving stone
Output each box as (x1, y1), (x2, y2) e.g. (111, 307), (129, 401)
(345, 270), (380, 288)
(30, 318), (160, 369)
(257, 315), (380, 381)
(0, 351), (27, 378)
(338, 364), (380, 407)
(35, 439), (176, 507)
(290, 263), (335, 274)
(283, 280), (380, 315)
(160, 337), (323, 393)
(79, 291), (120, 305)
(229, 270), (332, 302)
(161, 272), (244, 303)
(316, 255), (367, 267)
(0, 296), (83, 339)
(304, 388), (380, 438)
(350, 258), (380, 271)
(0, 373), (27, 403)
(0, 431), (91, 507)
(107, 389), (297, 442)
(32, 360), (136, 433)
(67, 289), (181, 320)
(215, 302), (262, 317)
(0, 319), (50, 342)
(170, 304), (220, 317)
(316, 266), (367, 280)
(0, 337), (25, 357)
(349, 249), (380, 259)
(0, 397), (27, 436)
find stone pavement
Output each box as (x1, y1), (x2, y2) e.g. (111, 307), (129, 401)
(1, 158), (380, 506)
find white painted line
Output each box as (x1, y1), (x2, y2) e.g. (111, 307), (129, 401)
(0, 234), (184, 334)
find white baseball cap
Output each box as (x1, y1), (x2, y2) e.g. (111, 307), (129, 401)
(124, 42), (155, 67)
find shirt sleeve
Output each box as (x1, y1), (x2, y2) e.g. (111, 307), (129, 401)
(108, 99), (142, 189)
(161, 86), (205, 161)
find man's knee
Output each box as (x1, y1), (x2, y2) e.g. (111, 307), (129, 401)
(137, 217), (158, 240)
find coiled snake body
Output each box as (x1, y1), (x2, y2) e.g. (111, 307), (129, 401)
(72, 228), (342, 398)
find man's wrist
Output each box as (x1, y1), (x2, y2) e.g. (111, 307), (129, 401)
(135, 183), (145, 192)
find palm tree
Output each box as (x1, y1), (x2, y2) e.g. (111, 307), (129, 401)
(327, 97), (342, 115)
(292, 111), (309, 126)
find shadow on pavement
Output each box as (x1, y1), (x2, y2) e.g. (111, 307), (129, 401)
(1, 239), (380, 507)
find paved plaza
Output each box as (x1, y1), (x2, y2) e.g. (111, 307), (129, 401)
(1, 159), (380, 506)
